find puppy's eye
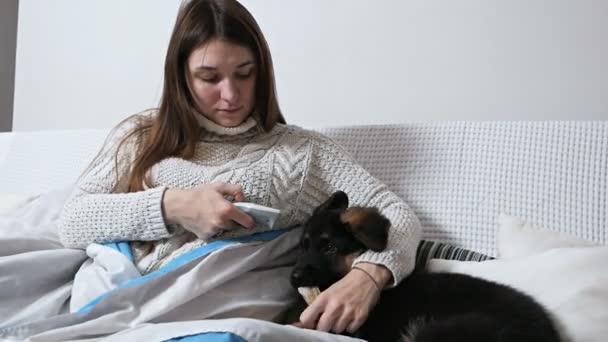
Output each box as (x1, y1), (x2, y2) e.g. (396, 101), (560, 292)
(319, 239), (338, 255)
(323, 244), (338, 255)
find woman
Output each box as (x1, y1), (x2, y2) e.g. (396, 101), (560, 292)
(58, 0), (422, 335)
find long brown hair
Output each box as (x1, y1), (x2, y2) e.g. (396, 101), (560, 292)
(107, 0), (285, 192)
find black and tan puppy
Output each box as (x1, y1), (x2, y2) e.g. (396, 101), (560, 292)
(291, 191), (561, 342)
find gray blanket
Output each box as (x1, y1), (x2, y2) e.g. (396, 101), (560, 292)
(0, 187), (362, 342)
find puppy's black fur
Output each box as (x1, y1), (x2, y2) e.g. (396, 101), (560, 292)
(291, 191), (562, 342)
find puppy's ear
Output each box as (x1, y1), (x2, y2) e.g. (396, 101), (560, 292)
(314, 191), (349, 214)
(341, 207), (390, 252)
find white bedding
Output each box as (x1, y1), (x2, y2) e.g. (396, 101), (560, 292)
(428, 214), (608, 342)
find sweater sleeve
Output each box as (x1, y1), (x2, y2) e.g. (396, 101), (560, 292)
(306, 132), (422, 286)
(57, 115), (171, 248)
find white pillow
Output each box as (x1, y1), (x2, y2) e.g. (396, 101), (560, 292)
(497, 214), (596, 258)
(428, 215), (608, 342)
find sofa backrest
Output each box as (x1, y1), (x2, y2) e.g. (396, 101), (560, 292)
(1, 122), (606, 255)
(319, 121), (607, 255)
(0, 129), (109, 194)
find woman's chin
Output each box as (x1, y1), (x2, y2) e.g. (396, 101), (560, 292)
(216, 113), (249, 128)
(218, 118), (245, 128)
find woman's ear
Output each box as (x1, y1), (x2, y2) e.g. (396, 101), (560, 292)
(314, 191), (349, 214)
(341, 207), (390, 252)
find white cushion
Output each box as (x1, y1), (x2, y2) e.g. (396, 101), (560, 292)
(428, 215), (608, 342)
(497, 213), (597, 258)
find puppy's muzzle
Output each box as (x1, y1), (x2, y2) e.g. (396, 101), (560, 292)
(291, 252), (334, 288)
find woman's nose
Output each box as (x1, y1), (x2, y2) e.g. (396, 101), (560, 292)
(220, 79), (239, 103)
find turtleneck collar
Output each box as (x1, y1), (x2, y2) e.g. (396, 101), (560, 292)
(196, 114), (258, 136)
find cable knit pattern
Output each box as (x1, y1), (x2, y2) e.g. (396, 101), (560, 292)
(57, 114), (422, 283)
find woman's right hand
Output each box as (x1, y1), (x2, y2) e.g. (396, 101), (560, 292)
(162, 182), (255, 239)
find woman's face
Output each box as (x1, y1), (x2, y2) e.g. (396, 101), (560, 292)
(188, 39), (257, 128)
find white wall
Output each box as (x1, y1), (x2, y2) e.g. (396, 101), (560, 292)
(14, 0), (178, 131)
(13, 0), (608, 131)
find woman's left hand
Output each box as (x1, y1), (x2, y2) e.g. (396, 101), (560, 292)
(298, 263), (392, 334)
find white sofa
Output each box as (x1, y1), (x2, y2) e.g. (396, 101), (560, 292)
(1, 121), (607, 341)
(0, 122), (606, 256)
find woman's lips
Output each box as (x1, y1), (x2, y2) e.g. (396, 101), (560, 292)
(218, 107), (242, 113)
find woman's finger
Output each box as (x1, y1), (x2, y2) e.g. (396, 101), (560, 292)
(332, 311), (353, 334)
(225, 205), (255, 229)
(233, 192), (245, 202)
(315, 303), (341, 332)
(299, 296), (326, 329)
(213, 182), (244, 198)
(346, 315), (367, 334)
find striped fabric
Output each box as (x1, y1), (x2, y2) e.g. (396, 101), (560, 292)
(415, 240), (493, 269)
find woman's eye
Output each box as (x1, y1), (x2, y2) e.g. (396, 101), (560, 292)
(200, 76), (219, 83)
(235, 71), (253, 80)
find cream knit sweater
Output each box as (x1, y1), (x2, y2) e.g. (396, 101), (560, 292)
(57, 113), (422, 284)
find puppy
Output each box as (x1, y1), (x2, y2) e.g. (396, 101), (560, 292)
(290, 191), (562, 342)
